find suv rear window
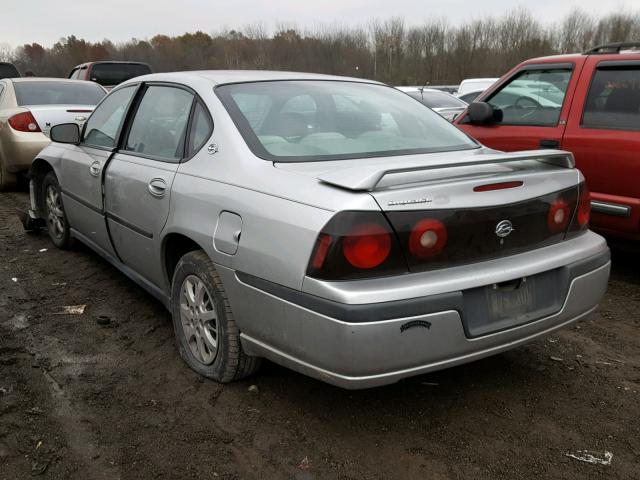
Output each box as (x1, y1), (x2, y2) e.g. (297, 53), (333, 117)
(0, 63), (20, 79)
(89, 63), (151, 86)
(14, 81), (105, 106)
(582, 66), (640, 131)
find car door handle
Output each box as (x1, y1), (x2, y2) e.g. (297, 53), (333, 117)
(147, 178), (167, 197)
(540, 139), (560, 149)
(89, 161), (101, 177)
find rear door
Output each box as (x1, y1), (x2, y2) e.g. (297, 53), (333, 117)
(104, 83), (195, 287)
(562, 57), (640, 237)
(60, 85), (138, 255)
(458, 62), (582, 151)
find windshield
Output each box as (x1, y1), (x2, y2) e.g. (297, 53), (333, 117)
(0, 63), (20, 79)
(407, 90), (466, 108)
(217, 81), (477, 162)
(90, 63), (151, 86)
(14, 81), (106, 106)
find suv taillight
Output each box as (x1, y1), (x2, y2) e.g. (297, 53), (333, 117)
(306, 211), (407, 280)
(8, 112), (41, 132)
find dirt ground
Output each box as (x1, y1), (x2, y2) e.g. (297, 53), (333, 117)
(0, 190), (638, 480)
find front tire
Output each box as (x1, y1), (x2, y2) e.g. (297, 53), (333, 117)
(42, 171), (73, 249)
(171, 250), (261, 382)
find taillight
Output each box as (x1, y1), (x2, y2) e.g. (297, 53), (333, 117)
(577, 183), (590, 228)
(306, 211), (407, 280)
(343, 223), (391, 269)
(567, 182), (590, 237)
(409, 219), (447, 258)
(8, 112), (41, 132)
(547, 199), (570, 233)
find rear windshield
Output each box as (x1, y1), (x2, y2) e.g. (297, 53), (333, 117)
(90, 63), (151, 86)
(407, 90), (467, 108)
(0, 63), (20, 79)
(216, 81), (478, 162)
(14, 81), (105, 106)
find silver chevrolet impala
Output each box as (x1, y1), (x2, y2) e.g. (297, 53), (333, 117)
(22, 71), (610, 389)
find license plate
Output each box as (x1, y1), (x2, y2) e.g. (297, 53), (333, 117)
(487, 279), (535, 319)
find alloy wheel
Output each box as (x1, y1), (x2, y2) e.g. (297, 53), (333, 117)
(45, 185), (65, 240)
(179, 275), (218, 365)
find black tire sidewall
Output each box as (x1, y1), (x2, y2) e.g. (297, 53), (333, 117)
(42, 172), (72, 249)
(170, 252), (236, 381)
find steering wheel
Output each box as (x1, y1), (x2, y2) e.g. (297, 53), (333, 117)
(514, 96), (541, 110)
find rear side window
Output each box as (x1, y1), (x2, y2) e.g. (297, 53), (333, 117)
(0, 63), (19, 79)
(83, 86), (137, 149)
(188, 102), (213, 156)
(124, 86), (193, 161)
(486, 69), (572, 126)
(582, 66), (640, 131)
(90, 63), (151, 86)
(14, 81), (105, 106)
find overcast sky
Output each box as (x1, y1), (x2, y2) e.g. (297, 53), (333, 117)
(3, 0), (634, 47)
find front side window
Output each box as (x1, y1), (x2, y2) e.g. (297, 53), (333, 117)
(83, 86), (136, 149)
(486, 69), (572, 126)
(124, 86), (193, 160)
(14, 81), (105, 106)
(582, 66), (640, 131)
(216, 81), (478, 162)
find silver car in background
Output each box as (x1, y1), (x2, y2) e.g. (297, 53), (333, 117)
(0, 78), (106, 189)
(398, 86), (468, 121)
(23, 71), (610, 389)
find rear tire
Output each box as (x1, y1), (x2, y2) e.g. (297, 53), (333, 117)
(171, 250), (261, 382)
(42, 171), (74, 249)
(0, 159), (18, 191)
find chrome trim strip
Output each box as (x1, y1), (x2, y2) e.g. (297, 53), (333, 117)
(591, 200), (631, 217)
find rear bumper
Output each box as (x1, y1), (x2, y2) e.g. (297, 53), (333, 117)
(0, 129), (49, 172)
(219, 232), (610, 389)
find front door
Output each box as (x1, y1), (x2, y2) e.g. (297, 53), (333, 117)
(458, 63), (580, 151)
(104, 84), (195, 288)
(60, 85), (138, 255)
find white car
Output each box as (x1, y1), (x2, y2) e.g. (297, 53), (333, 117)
(457, 78), (499, 96)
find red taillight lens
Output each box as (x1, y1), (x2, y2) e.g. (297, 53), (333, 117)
(8, 112), (41, 132)
(306, 211), (407, 280)
(547, 199), (570, 233)
(343, 223), (391, 269)
(408, 218), (447, 258)
(567, 182), (590, 237)
(577, 183), (590, 228)
(311, 234), (332, 270)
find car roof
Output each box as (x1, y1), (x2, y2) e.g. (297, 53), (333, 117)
(9, 77), (98, 84)
(72, 61), (151, 68)
(522, 51), (640, 64)
(124, 70), (383, 86)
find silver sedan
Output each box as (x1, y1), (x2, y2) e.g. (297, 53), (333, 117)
(23, 71), (610, 388)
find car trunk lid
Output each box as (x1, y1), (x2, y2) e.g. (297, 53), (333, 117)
(28, 105), (94, 137)
(277, 148), (583, 273)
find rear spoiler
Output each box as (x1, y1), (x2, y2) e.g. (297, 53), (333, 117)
(317, 149), (575, 192)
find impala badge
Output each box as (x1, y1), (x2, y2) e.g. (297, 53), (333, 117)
(495, 220), (514, 238)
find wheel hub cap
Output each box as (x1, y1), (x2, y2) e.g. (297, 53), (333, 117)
(179, 275), (218, 365)
(45, 185), (64, 239)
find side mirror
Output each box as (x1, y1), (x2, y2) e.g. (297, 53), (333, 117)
(50, 123), (80, 144)
(467, 102), (498, 124)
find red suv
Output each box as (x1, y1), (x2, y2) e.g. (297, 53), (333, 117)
(68, 61), (152, 90)
(456, 42), (640, 242)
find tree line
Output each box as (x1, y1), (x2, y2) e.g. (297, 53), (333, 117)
(1, 7), (640, 86)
